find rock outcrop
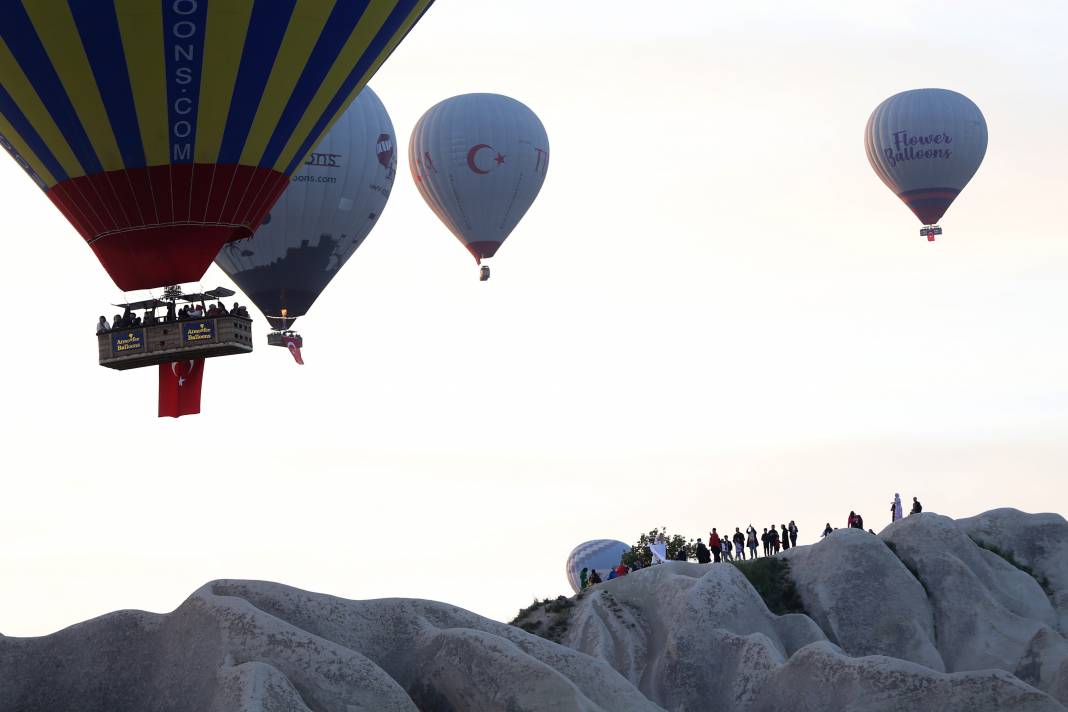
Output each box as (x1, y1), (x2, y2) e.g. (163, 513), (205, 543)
(0, 580), (659, 712)
(2, 508), (1066, 712)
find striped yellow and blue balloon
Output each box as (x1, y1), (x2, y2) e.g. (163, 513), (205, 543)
(0, 0), (432, 291)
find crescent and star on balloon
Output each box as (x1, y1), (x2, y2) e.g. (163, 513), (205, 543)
(466, 144), (506, 175)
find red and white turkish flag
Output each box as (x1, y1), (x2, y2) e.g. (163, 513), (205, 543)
(158, 359), (205, 418)
(282, 336), (304, 365)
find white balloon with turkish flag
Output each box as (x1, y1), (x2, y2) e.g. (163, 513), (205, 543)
(409, 93), (550, 273)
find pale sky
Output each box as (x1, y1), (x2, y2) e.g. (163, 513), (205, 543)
(2, 1), (1068, 636)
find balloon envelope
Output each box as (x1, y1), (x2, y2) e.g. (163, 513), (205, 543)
(216, 86), (395, 330)
(565, 539), (630, 594)
(865, 88), (988, 226)
(0, 0), (432, 291)
(409, 93), (549, 262)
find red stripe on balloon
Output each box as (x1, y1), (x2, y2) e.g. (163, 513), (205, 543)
(48, 163), (285, 290)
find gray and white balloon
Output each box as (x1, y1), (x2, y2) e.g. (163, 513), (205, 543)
(216, 86), (397, 330)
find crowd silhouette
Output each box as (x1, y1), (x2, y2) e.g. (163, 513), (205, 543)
(578, 495), (927, 591)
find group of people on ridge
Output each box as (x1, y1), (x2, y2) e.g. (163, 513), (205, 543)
(96, 301), (251, 334)
(819, 495), (924, 538)
(697, 522), (799, 563)
(580, 495), (928, 592)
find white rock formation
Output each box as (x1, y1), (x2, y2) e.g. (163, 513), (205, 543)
(0, 580), (660, 712)
(1, 509), (1066, 712)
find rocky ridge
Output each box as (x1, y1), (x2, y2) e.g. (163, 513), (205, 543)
(1, 508), (1065, 712)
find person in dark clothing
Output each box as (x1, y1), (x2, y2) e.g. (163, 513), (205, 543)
(696, 540), (711, 564)
(709, 529), (722, 563)
(911, 497), (923, 515)
(853, 512), (864, 529)
(579, 567), (588, 590)
(770, 526), (781, 553)
(822, 523), (833, 537)
(747, 526), (758, 559)
(788, 520), (798, 547)
(761, 528), (770, 557)
(732, 529), (746, 560)
(588, 569), (602, 585)
(780, 524), (790, 550)
(675, 547), (688, 562)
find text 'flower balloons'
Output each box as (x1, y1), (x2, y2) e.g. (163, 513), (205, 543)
(409, 93), (549, 275)
(216, 86), (396, 331)
(0, 0), (433, 291)
(865, 88), (988, 239)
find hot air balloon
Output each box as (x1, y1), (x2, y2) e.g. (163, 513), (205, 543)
(865, 88), (988, 241)
(409, 93), (549, 280)
(215, 85), (396, 360)
(565, 540), (630, 594)
(0, 0), (433, 292)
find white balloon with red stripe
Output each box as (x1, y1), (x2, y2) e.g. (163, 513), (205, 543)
(865, 88), (987, 236)
(409, 93), (550, 268)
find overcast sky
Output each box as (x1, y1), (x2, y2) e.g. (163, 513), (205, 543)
(2, 1), (1067, 635)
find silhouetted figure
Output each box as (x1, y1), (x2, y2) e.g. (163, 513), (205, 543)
(589, 569), (602, 585)
(911, 497), (923, 515)
(747, 525), (758, 559)
(709, 529), (722, 563)
(761, 528), (771, 557)
(780, 524), (790, 550)
(770, 526), (781, 553)
(696, 540), (711, 564)
(733, 528), (746, 560)
(822, 523), (833, 537)
(788, 520), (798, 547)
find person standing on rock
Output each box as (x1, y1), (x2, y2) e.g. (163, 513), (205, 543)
(733, 528), (746, 560)
(892, 493), (904, 522)
(848, 511), (857, 528)
(721, 536), (733, 562)
(709, 529), (722, 563)
(770, 526), (781, 554)
(788, 520), (798, 547)
(780, 524), (790, 550)
(853, 512), (864, 529)
(761, 528), (770, 557)
(580, 568), (589, 590)
(747, 526), (759, 559)
(911, 497), (923, 515)
(696, 539), (711, 564)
